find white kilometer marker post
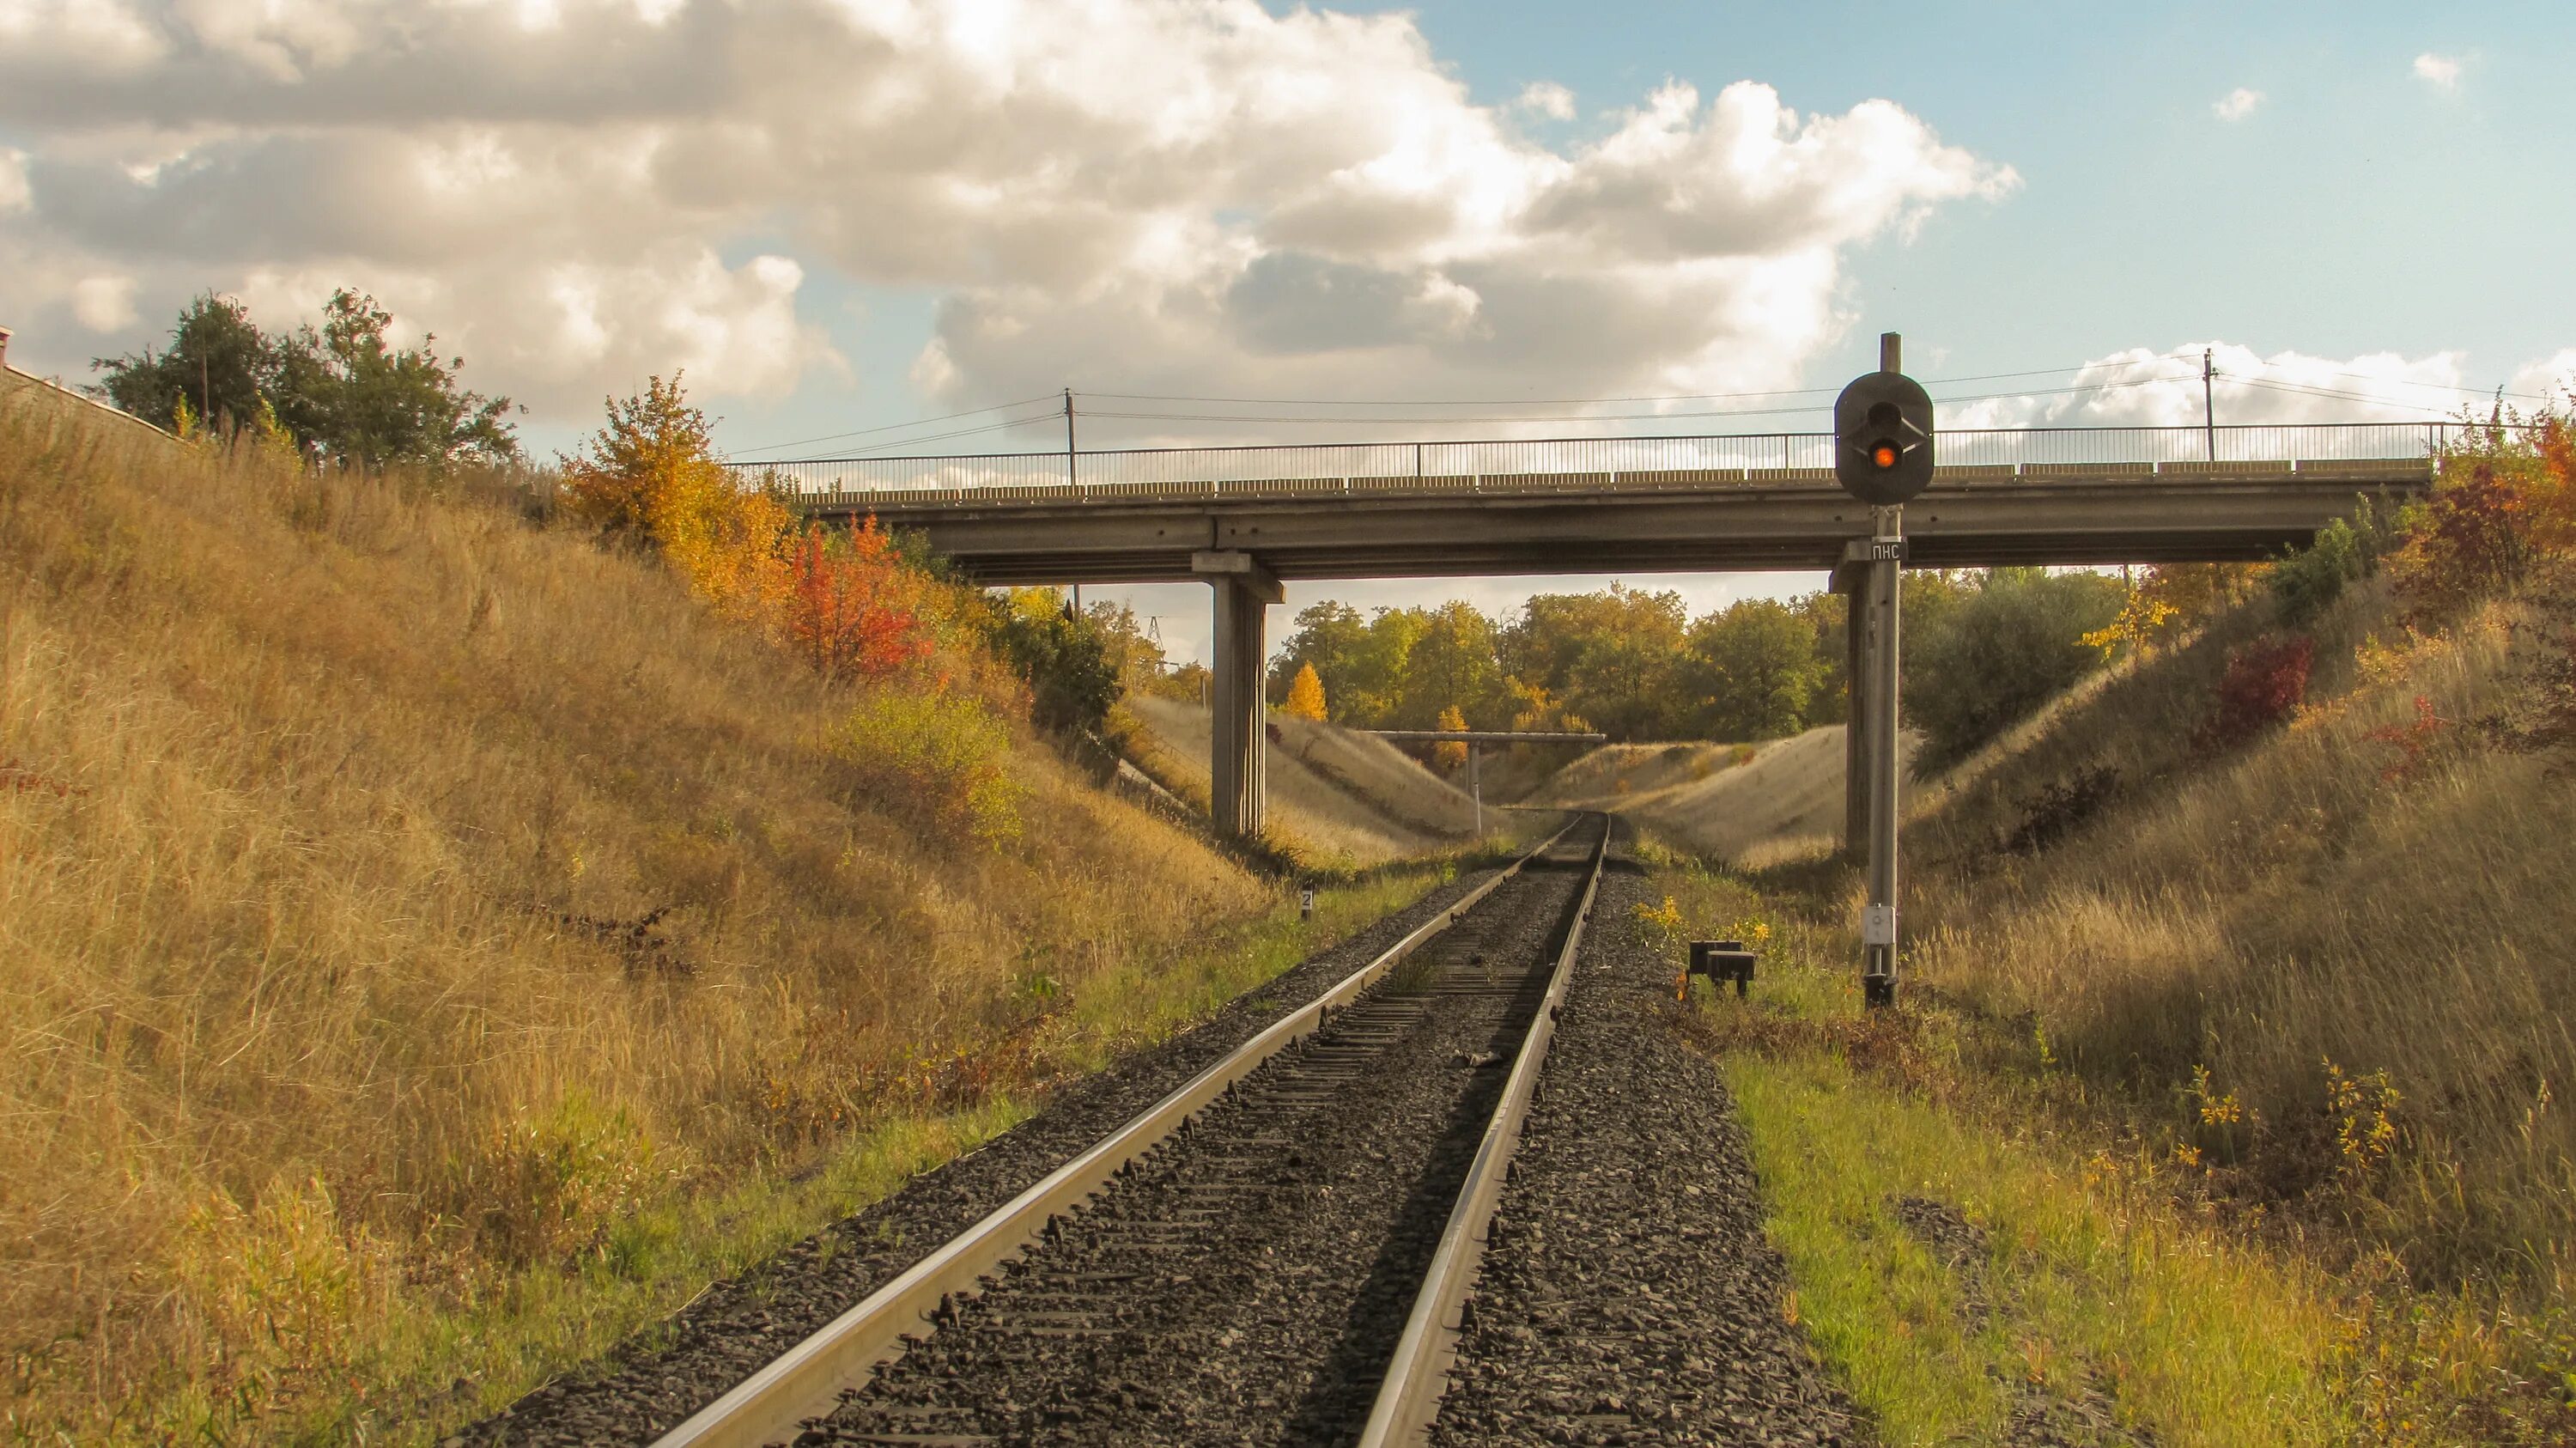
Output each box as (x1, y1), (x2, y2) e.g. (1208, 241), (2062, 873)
(1832, 333), (1935, 1008)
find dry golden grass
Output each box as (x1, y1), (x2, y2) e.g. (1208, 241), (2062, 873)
(1121, 695), (1478, 864)
(1901, 572), (2576, 1305)
(1538, 728), (1922, 862)
(0, 392), (1273, 1439)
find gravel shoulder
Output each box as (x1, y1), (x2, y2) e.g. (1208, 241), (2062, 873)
(461, 859), (1515, 1447)
(1430, 829), (1864, 1447)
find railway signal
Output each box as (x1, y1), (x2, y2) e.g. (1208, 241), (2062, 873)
(1833, 359), (1935, 505)
(1833, 334), (1935, 1008)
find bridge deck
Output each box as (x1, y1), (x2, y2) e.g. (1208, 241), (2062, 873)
(788, 459), (2430, 584)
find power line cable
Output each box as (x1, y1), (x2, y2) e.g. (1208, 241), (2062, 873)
(835, 411), (1063, 455)
(756, 411), (1063, 462)
(2302, 368), (2549, 403)
(1077, 352), (2207, 411)
(1074, 372), (2202, 429)
(724, 393), (1060, 459)
(2226, 376), (2463, 415)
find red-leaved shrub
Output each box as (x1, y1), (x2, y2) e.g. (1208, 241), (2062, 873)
(2199, 634), (2315, 751)
(779, 517), (937, 682)
(2364, 695), (2454, 783)
(2391, 459), (2532, 618)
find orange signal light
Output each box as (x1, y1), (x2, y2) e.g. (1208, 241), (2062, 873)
(1872, 443), (1899, 469)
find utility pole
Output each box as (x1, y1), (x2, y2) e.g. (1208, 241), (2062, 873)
(1862, 496), (1902, 1006)
(2202, 348), (2216, 462)
(1066, 387), (1080, 613)
(1468, 745), (1483, 837)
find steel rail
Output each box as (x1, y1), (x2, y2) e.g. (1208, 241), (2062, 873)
(648, 817), (1583, 1448)
(1357, 816), (1611, 1448)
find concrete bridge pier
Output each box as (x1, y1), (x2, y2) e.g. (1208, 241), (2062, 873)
(1194, 550), (1284, 840)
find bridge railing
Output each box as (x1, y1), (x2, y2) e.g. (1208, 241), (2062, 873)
(730, 422), (2456, 496)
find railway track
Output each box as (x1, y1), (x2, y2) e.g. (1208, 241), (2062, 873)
(653, 816), (1607, 1448)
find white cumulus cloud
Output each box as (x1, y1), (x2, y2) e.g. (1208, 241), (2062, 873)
(2414, 52), (2463, 90)
(1515, 81), (1576, 121)
(2509, 350), (2576, 409)
(70, 274), (138, 332)
(1944, 342), (2477, 430)
(2213, 87), (2263, 121)
(0, 0), (2016, 423)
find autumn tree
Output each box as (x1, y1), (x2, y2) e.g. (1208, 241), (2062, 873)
(1282, 661), (1329, 721)
(1432, 703), (1470, 771)
(2390, 427), (2543, 619)
(1269, 600), (1422, 724)
(1905, 568), (2127, 771)
(1269, 600), (1367, 703)
(983, 589), (1123, 736)
(781, 520), (935, 682)
(1400, 602), (1509, 729)
(1504, 586), (1687, 739)
(560, 372), (792, 619)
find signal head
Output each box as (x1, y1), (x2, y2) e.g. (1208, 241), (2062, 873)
(1832, 369), (1935, 506)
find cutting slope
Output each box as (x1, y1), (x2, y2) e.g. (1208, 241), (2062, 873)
(1534, 727), (1918, 862)
(1122, 696), (1480, 862)
(0, 391), (1267, 1441)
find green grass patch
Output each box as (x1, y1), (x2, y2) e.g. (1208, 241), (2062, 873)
(1729, 1051), (2349, 1446)
(1640, 855), (2355, 1447)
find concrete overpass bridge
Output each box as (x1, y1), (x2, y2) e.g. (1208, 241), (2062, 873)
(732, 422), (2442, 842)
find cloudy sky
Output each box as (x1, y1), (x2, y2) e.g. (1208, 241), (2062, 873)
(4, 0), (2571, 660)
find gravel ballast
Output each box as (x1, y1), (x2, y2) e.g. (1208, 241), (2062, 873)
(797, 831), (1598, 1445)
(1428, 835), (1862, 1447)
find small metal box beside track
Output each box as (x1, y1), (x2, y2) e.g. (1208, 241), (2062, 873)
(1687, 940), (1758, 998)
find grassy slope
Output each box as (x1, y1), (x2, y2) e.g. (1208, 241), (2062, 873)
(1535, 727), (1922, 863)
(1904, 576), (2573, 1288)
(0, 397), (1443, 1441)
(1643, 562), (2576, 1442)
(1121, 694), (1481, 863)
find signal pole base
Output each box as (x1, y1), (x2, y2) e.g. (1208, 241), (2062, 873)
(1863, 975), (1896, 1010)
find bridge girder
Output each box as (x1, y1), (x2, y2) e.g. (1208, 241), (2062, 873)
(810, 472), (2424, 587)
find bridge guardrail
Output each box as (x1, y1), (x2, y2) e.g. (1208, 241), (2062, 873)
(731, 421), (2451, 504)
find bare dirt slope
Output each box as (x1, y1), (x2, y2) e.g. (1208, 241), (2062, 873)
(1532, 727), (1918, 862)
(1124, 697), (1480, 862)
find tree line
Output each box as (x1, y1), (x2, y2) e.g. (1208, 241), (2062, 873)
(90, 291), (520, 467)
(1263, 569), (2139, 771)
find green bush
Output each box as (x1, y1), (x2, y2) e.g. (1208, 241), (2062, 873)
(1905, 568), (2126, 774)
(2271, 502), (2395, 625)
(833, 688), (1025, 845)
(985, 592), (1122, 739)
